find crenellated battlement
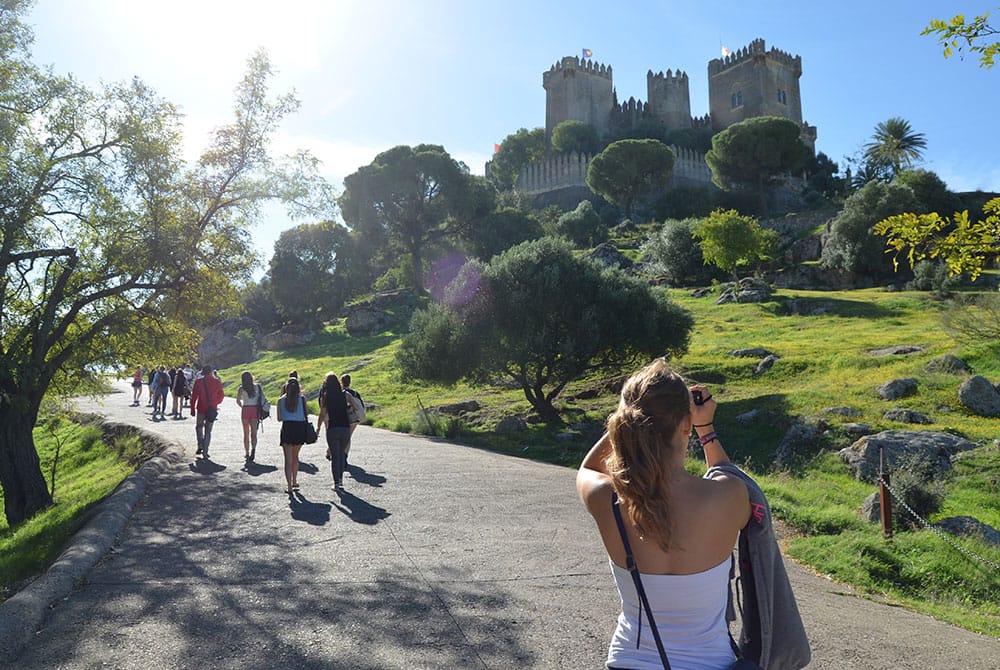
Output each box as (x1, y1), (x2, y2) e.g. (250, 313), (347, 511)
(708, 38), (801, 76)
(543, 55), (613, 87)
(647, 68), (688, 85)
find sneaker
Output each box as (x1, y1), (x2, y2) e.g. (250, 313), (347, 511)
(292, 483), (300, 490)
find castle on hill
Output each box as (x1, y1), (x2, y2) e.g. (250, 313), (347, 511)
(514, 38), (817, 198)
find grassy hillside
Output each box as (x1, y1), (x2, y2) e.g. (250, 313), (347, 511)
(217, 285), (1000, 636)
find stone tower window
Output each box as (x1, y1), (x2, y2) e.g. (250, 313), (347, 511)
(731, 90), (743, 109)
(777, 88), (787, 104)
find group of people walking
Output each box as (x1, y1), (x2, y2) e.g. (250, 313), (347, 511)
(132, 365), (366, 495)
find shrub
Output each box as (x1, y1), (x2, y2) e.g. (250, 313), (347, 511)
(640, 218), (716, 286)
(889, 452), (946, 531)
(553, 200), (607, 246)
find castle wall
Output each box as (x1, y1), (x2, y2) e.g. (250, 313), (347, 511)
(646, 69), (692, 130)
(516, 146), (713, 195)
(543, 56), (614, 142)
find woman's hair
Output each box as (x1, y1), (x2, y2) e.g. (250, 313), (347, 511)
(283, 377), (301, 412)
(605, 358), (691, 551)
(241, 371), (254, 396)
(319, 371), (342, 409)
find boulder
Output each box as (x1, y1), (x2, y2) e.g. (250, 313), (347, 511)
(824, 406), (861, 418)
(587, 242), (632, 269)
(838, 430), (980, 483)
(841, 423), (872, 436)
(754, 355), (780, 376)
(715, 277), (772, 304)
(729, 347), (772, 358)
(260, 325), (316, 351)
(876, 378), (918, 401)
(882, 409), (932, 424)
(958, 375), (1000, 417)
(345, 307), (392, 337)
(196, 317), (261, 368)
(933, 516), (1000, 546)
(432, 401), (480, 416)
(859, 492), (881, 523)
(925, 354), (971, 375)
(870, 345), (927, 356)
(494, 416), (528, 433)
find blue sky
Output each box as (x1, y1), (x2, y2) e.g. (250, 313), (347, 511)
(26, 0), (1000, 264)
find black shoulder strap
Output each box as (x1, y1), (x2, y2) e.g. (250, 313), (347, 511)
(611, 491), (671, 670)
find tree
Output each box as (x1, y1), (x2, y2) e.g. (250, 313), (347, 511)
(804, 151), (844, 198)
(691, 209), (778, 281)
(339, 144), (488, 295)
(863, 117), (927, 178)
(924, 8), (1000, 69)
(488, 127), (546, 190)
(822, 181), (918, 278)
(893, 169), (964, 216)
(587, 139), (675, 220)
(874, 197), (1000, 280)
(640, 218), (716, 286)
(397, 237), (693, 420)
(462, 207), (542, 261)
(705, 117), (809, 211)
(550, 120), (601, 156)
(553, 200), (607, 246)
(0, 4), (330, 526)
(268, 221), (355, 324)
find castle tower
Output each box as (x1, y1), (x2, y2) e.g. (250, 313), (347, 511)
(707, 39), (816, 149)
(646, 68), (692, 131)
(543, 56), (614, 144)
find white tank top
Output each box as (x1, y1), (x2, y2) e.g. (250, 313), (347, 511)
(606, 557), (735, 670)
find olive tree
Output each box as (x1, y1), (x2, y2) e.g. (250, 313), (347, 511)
(397, 237), (693, 420)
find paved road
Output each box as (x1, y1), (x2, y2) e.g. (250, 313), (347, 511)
(1, 381), (998, 669)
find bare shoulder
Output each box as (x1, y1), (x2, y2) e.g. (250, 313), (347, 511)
(576, 468), (614, 515)
(700, 471), (751, 521)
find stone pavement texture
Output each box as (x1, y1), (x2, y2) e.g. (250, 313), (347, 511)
(1, 381), (999, 669)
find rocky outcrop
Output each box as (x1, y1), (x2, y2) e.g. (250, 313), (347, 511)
(196, 318), (261, 368)
(345, 307), (393, 337)
(260, 324), (316, 351)
(876, 378), (918, 401)
(587, 243), (632, 269)
(432, 401), (481, 416)
(925, 354), (971, 375)
(838, 430), (980, 483)
(882, 409), (932, 424)
(495, 416), (528, 433)
(715, 277), (772, 304)
(933, 516), (1000, 546)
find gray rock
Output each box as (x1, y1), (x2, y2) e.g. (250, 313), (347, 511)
(729, 347), (772, 358)
(494, 416), (528, 433)
(774, 423), (822, 468)
(925, 354), (971, 375)
(876, 378), (918, 401)
(735, 409), (762, 424)
(260, 324), (316, 351)
(838, 430), (980, 483)
(715, 277), (772, 304)
(587, 243), (632, 269)
(882, 409), (932, 424)
(870, 345), (927, 356)
(933, 516), (1000, 546)
(690, 287), (713, 298)
(345, 307), (392, 337)
(432, 401), (480, 416)
(859, 492), (881, 523)
(824, 406), (861, 418)
(841, 423), (872, 436)
(958, 375), (1000, 417)
(197, 317), (261, 368)
(754, 354), (780, 375)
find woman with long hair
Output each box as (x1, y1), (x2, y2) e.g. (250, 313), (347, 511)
(277, 376), (309, 494)
(235, 370), (263, 461)
(315, 372), (352, 492)
(577, 358), (751, 670)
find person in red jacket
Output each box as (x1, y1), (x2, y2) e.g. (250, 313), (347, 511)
(190, 365), (225, 459)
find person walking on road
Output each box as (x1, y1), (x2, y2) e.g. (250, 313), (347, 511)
(277, 376), (309, 494)
(577, 359), (753, 670)
(316, 372), (352, 492)
(131, 366), (144, 406)
(190, 364), (225, 459)
(170, 367), (187, 418)
(235, 370), (263, 462)
(340, 373), (364, 465)
(152, 365), (171, 420)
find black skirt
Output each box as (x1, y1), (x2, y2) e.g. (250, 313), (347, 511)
(280, 420), (309, 446)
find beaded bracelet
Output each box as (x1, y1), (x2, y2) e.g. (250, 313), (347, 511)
(698, 431), (718, 446)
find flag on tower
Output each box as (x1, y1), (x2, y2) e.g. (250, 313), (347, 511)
(721, 45), (731, 57)
(582, 48), (593, 59)
(494, 143), (501, 154)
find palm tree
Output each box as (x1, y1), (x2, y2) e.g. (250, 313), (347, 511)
(863, 117), (927, 177)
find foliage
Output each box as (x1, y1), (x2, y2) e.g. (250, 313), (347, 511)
(238, 279), (281, 331)
(339, 144), (494, 295)
(874, 197), (1000, 280)
(704, 116), (809, 203)
(268, 221), (356, 324)
(691, 209), (778, 281)
(924, 8), (1000, 69)
(894, 169), (964, 215)
(665, 127), (714, 154)
(904, 260), (963, 292)
(553, 200), (607, 247)
(462, 207), (543, 261)
(586, 139), (675, 220)
(804, 151), (844, 198)
(888, 452), (947, 531)
(489, 127), (547, 190)
(863, 117), (927, 178)
(640, 218), (716, 286)
(653, 186), (719, 220)
(941, 293), (1000, 343)
(822, 181), (918, 278)
(550, 120), (601, 156)
(849, 159), (892, 189)
(0, 1), (331, 526)
(397, 237), (693, 419)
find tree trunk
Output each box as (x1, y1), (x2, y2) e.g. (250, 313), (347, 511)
(522, 385), (561, 423)
(0, 406), (53, 527)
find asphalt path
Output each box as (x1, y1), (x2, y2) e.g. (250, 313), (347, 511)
(1, 381), (998, 669)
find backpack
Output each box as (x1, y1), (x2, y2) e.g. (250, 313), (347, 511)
(256, 384), (271, 421)
(345, 389), (366, 424)
(158, 371), (170, 388)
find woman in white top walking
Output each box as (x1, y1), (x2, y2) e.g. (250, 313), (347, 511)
(577, 358), (751, 670)
(235, 371), (263, 462)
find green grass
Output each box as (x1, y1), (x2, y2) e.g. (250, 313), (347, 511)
(0, 418), (135, 600)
